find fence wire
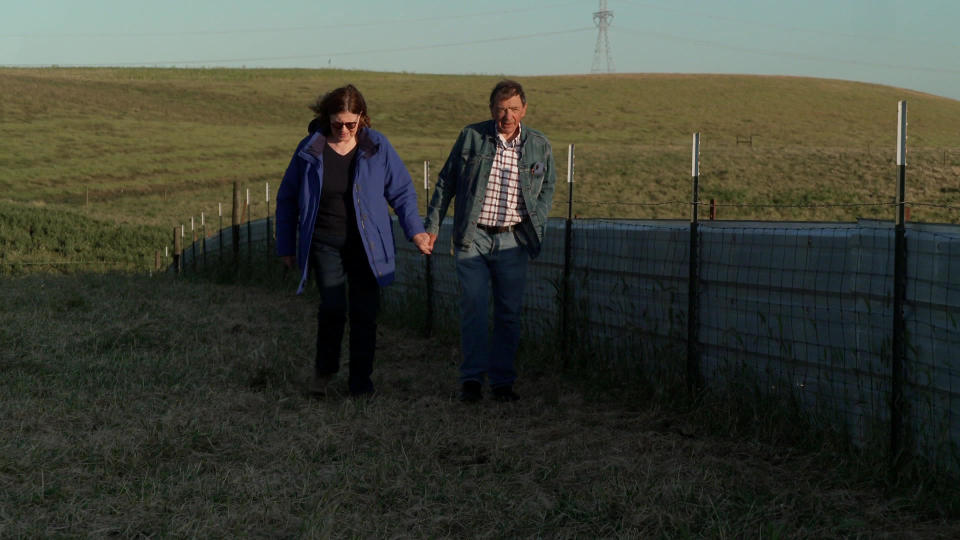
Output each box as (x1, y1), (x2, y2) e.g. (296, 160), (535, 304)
(393, 217), (960, 472)
(696, 221), (895, 447)
(905, 226), (960, 466)
(181, 214), (960, 472)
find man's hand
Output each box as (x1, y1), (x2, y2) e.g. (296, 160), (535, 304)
(281, 255), (295, 269)
(413, 232), (433, 255)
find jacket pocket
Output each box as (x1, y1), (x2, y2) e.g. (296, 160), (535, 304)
(461, 154), (482, 182)
(366, 219), (393, 266)
(531, 173), (545, 200)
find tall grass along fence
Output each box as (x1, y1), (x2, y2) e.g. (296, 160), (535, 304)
(168, 182), (273, 276)
(175, 101), (958, 477)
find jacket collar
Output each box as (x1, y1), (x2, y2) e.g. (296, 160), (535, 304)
(303, 128), (377, 161)
(485, 119), (526, 146)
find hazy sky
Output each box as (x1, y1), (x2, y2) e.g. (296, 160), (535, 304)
(2, 0), (958, 100)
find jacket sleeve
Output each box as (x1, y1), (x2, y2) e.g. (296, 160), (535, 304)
(424, 129), (465, 234)
(275, 150), (302, 257)
(533, 140), (557, 232)
(381, 137), (425, 240)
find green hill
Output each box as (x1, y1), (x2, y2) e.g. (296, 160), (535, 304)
(2, 67), (959, 270)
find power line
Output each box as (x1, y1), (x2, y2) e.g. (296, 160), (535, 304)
(0, 2), (582, 39)
(3, 27), (595, 68)
(616, 26), (960, 76)
(618, 0), (960, 52)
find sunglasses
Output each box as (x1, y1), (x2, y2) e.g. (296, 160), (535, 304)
(330, 115), (362, 131)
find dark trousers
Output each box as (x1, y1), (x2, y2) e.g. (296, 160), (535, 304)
(310, 233), (380, 395)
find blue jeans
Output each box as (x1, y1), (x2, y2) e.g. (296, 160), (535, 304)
(311, 233), (379, 395)
(455, 228), (528, 388)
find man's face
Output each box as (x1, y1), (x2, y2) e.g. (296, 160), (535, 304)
(490, 94), (527, 139)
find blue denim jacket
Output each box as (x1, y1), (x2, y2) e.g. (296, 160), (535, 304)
(424, 120), (556, 258)
(275, 128), (424, 293)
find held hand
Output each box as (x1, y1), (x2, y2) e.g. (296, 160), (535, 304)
(427, 233), (438, 252)
(281, 255), (295, 269)
(412, 232), (433, 255)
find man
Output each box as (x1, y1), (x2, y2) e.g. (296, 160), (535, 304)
(424, 79), (557, 402)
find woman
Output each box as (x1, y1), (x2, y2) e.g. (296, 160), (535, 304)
(276, 84), (431, 397)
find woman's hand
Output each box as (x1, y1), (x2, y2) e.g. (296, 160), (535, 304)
(281, 255), (295, 269)
(412, 232), (433, 255)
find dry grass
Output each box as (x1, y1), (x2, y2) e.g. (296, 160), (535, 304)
(2, 272), (958, 537)
(2, 67), (960, 231)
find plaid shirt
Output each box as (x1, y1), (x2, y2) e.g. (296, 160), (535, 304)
(477, 126), (528, 227)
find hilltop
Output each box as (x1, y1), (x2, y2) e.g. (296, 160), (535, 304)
(1, 67), (959, 269)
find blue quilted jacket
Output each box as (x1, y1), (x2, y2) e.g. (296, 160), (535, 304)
(275, 128), (424, 293)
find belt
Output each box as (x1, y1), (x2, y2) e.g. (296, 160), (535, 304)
(476, 223), (518, 234)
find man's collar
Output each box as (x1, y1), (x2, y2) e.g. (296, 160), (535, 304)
(493, 123), (522, 146)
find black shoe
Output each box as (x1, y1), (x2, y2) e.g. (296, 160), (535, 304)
(491, 385), (520, 402)
(309, 373), (334, 397)
(458, 381), (482, 403)
(350, 388), (376, 400)
(348, 377), (375, 398)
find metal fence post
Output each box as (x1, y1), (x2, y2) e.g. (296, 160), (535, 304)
(190, 216), (196, 273)
(246, 188), (252, 268)
(891, 100), (908, 476)
(201, 212), (207, 268)
(232, 182), (242, 269)
(562, 143), (575, 368)
(424, 161), (434, 338)
(218, 202), (223, 259)
(688, 133), (703, 394)
(266, 182), (271, 262)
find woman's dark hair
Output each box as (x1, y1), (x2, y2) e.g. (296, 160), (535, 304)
(308, 84), (371, 135)
(489, 79), (526, 109)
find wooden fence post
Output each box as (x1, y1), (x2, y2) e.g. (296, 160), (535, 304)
(173, 227), (182, 274)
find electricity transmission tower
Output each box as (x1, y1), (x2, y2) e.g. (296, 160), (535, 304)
(591, 0), (615, 73)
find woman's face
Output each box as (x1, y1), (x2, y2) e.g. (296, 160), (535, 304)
(328, 110), (362, 143)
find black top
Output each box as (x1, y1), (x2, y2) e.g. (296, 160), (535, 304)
(314, 144), (358, 238)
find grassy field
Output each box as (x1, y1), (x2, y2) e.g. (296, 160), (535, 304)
(3, 67), (960, 273)
(3, 69), (960, 535)
(2, 272), (959, 537)
(3, 68), (960, 239)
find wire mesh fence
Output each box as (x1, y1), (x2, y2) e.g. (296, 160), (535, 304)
(169, 107), (960, 476)
(173, 206), (960, 475)
(391, 217), (960, 473)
